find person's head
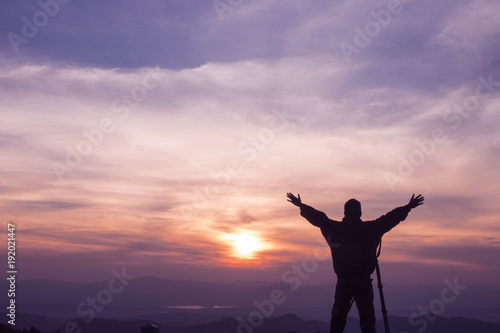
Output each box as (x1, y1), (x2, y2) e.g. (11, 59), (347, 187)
(344, 198), (362, 219)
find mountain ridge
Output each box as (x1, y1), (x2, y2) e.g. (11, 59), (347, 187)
(2, 277), (499, 324)
(2, 312), (500, 333)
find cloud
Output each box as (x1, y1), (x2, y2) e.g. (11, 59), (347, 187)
(5, 200), (88, 212)
(431, 0), (500, 54)
(399, 244), (500, 272)
(0, 0), (485, 76)
(1, 0), (499, 283)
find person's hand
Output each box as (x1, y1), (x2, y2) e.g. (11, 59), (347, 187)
(287, 192), (302, 207)
(407, 194), (424, 209)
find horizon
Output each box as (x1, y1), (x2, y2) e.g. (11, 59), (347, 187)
(1, 0), (500, 294)
(10, 272), (498, 288)
(7, 276), (500, 323)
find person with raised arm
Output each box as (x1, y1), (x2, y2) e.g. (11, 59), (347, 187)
(286, 192), (424, 333)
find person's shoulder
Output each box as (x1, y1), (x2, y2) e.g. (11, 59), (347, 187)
(320, 219), (341, 229)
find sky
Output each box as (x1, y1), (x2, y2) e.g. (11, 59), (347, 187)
(1, 0), (499, 286)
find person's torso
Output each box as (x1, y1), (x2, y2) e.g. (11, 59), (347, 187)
(321, 220), (381, 277)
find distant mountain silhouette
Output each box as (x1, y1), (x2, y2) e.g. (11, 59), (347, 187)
(2, 277), (499, 327)
(0, 323), (41, 333)
(54, 318), (169, 333)
(384, 315), (500, 333)
(179, 313), (329, 333)
(2, 313), (500, 333)
(0, 313), (61, 332)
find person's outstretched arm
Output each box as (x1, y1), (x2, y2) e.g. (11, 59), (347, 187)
(407, 194), (425, 209)
(373, 194), (424, 234)
(287, 192), (330, 228)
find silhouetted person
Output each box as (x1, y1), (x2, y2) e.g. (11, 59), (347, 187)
(286, 193), (424, 333)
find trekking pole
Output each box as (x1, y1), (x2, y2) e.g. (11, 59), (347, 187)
(376, 240), (390, 333)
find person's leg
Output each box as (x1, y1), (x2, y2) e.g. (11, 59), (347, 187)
(330, 277), (354, 333)
(353, 277), (377, 333)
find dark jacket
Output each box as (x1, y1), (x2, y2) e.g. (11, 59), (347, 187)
(300, 204), (411, 278)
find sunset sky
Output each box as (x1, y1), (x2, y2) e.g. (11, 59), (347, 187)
(1, 0), (499, 286)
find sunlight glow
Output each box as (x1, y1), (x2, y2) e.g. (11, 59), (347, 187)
(223, 232), (264, 259)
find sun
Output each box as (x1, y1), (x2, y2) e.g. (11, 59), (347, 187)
(223, 232), (264, 259)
